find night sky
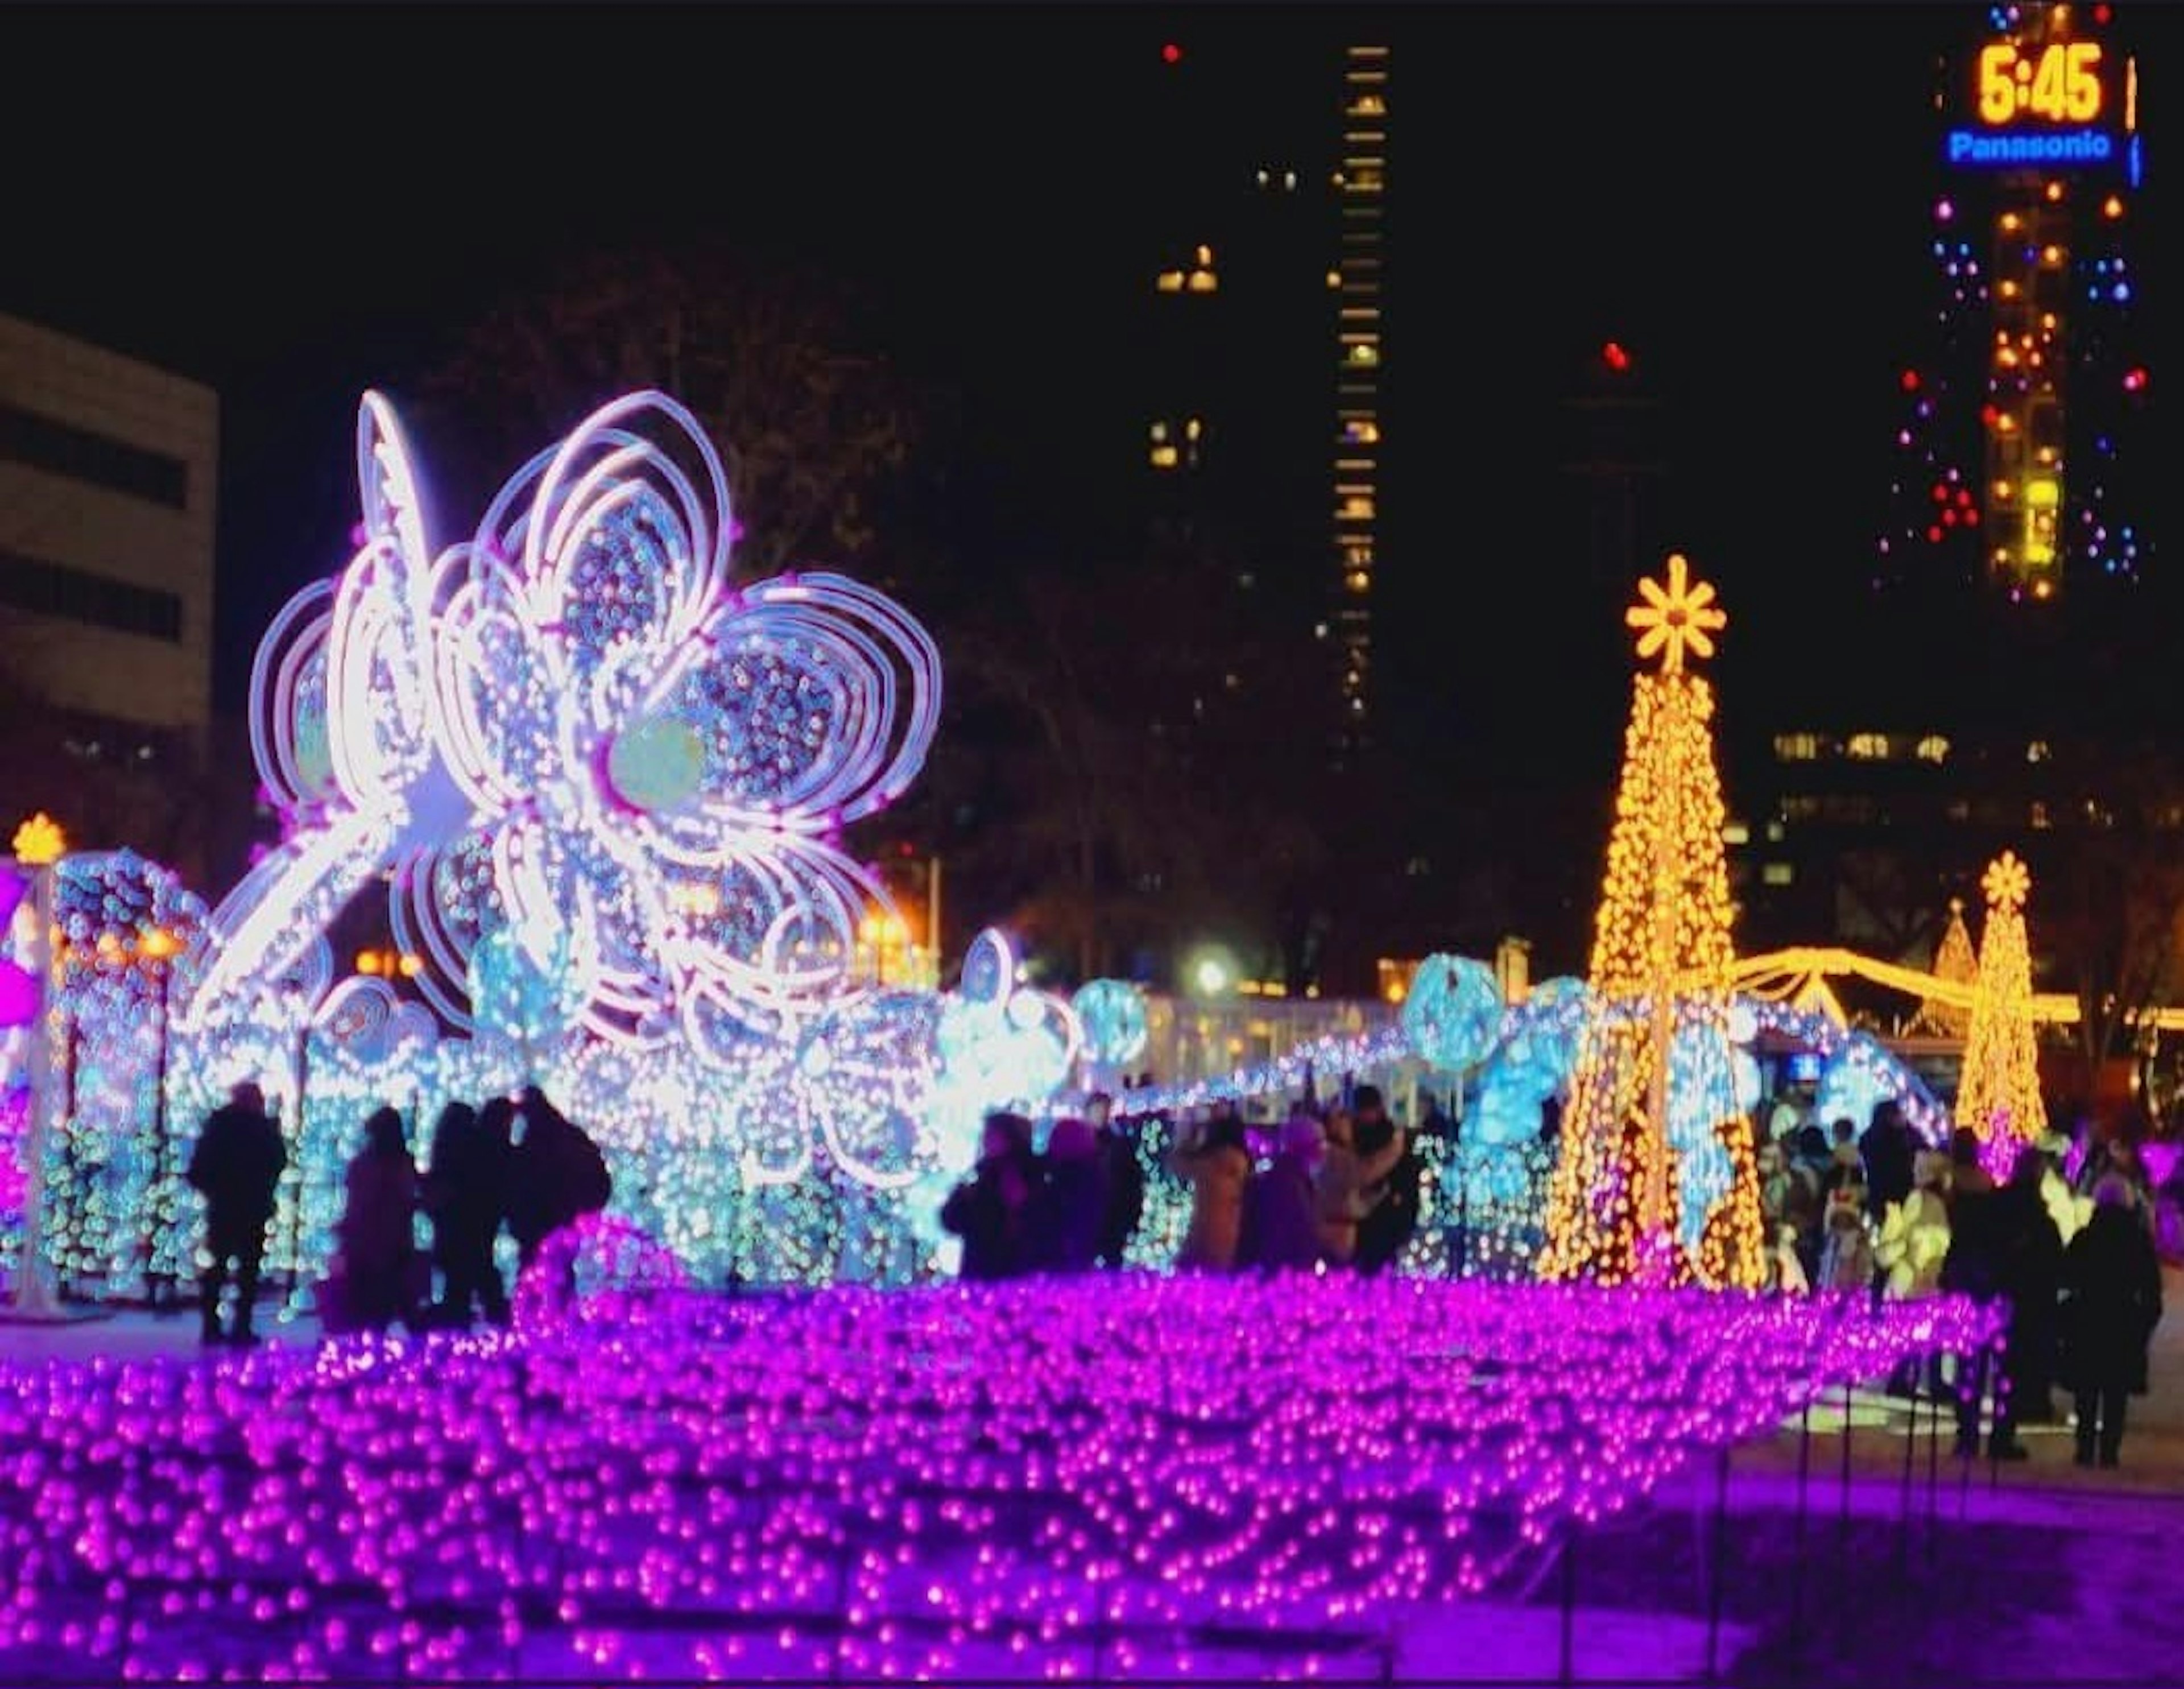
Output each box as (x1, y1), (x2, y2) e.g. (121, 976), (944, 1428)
(3, 3), (2174, 734)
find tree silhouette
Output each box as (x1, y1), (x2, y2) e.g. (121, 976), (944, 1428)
(416, 241), (926, 581)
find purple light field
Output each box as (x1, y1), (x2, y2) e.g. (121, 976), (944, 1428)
(0, 1269), (2007, 1684)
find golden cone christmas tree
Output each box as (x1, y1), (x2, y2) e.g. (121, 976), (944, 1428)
(1955, 850), (2045, 1166)
(1537, 555), (1768, 1290)
(1910, 897), (1977, 1038)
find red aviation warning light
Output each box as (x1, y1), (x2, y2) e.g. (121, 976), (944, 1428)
(1602, 341), (1632, 373)
(1161, 42), (1182, 64)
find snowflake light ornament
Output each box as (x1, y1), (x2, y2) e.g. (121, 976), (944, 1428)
(183, 391), (941, 1056)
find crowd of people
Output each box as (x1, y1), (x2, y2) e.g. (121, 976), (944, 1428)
(939, 1084), (1426, 1281)
(185, 1080), (611, 1345)
(189, 1066), (2167, 1471)
(1755, 1092), (2166, 1467)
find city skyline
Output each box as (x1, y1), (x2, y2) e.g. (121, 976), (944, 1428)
(10, 5), (2171, 727)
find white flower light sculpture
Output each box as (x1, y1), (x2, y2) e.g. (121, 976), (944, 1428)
(181, 391), (941, 1060)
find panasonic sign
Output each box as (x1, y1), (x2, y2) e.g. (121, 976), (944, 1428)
(1946, 127), (2116, 167)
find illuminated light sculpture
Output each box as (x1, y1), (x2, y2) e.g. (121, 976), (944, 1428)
(1538, 556), (1767, 1290)
(180, 389), (941, 1058)
(1400, 953), (1504, 1071)
(1910, 896), (1979, 1038)
(0, 865), (35, 1228)
(133, 390), (971, 1289)
(31, 854), (212, 1294)
(1955, 849), (2046, 1171)
(1071, 977), (1150, 1070)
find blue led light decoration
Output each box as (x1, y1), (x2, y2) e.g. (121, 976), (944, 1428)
(1399, 954), (1504, 1072)
(1071, 979), (1149, 1068)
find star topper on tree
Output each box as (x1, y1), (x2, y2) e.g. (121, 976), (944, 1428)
(1983, 849), (2031, 912)
(1624, 552), (1725, 675)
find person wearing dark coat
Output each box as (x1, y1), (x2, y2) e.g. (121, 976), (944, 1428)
(505, 1087), (612, 1271)
(424, 1099), (511, 1328)
(1858, 1100), (1918, 1224)
(1087, 1093), (1145, 1270)
(1032, 1117), (1108, 1274)
(1352, 1085), (1421, 1275)
(1942, 1141), (2061, 1459)
(940, 1112), (1040, 1281)
(185, 1080), (287, 1345)
(333, 1106), (422, 1334)
(1239, 1114), (1327, 1272)
(2059, 1174), (2164, 1468)
(2001, 1143), (2067, 1425)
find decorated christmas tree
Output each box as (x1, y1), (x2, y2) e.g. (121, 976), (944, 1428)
(1955, 850), (2045, 1171)
(1537, 556), (1768, 1290)
(1910, 897), (1978, 1038)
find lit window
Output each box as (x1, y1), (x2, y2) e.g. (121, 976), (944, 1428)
(1339, 497), (1375, 519)
(1156, 270), (1184, 293)
(1313, 622), (1329, 639)
(1722, 821), (1751, 845)
(2030, 800), (2051, 829)
(1765, 821), (1786, 843)
(1149, 444), (1178, 469)
(1349, 344), (1379, 366)
(1187, 269), (1218, 293)
(1346, 571), (1370, 592)
(2026, 740), (2051, 762)
(1185, 418), (1202, 441)
(1343, 420), (1381, 444)
(1772, 733), (1820, 762)
(1283, 170), (1297, 189)
(1762, 863), (1795, 886)
(1195, 244), (1213, 266)
(1325, 270), (1342, 288)
(1148, 422), (1169, 442)
(1846, 733), (1891, 759)
(1915, 734), (1950, 763)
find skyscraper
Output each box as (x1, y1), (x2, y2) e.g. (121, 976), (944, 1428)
(1138, 27), (1390, 773)
(1879, 1), (2151, 605)
(1331, 44), (1388, 768)
(1732, 3), (2167, 963)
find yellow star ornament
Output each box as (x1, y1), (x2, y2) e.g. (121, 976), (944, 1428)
(11, 812), (67, 866)
(1625, 553), (1726, 675)
(1983, 850), (2030, 912)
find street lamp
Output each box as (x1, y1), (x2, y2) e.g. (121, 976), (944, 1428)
(137, 926), (181, 1311)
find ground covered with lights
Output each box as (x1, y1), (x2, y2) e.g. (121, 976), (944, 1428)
(0, 1273), (2004, 1684)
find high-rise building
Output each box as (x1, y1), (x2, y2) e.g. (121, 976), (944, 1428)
(1138, 28), (1390, 772)
(1878, 2), (2152, 605)
(1331, 44), (1387, 767)
(1732, 4), (2168, 964)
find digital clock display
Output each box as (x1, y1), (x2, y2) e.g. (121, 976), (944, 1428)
(1945, 23), (2137, 176)
(1976, 40), (2104, 125)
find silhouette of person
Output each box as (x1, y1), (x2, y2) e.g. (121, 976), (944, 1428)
(424, 1099), (511, 1328)
(185, 1080), (286, 1345)
(334, 1105), (421, 1335)
(506, 1085), (611, 1271)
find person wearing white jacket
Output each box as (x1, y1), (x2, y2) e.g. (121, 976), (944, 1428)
(1877, 1149), (1954, 1395)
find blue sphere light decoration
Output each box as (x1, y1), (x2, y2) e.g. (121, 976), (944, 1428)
(1400, 953), (1504, 1071)
(1072, 978), (1149, 1067)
